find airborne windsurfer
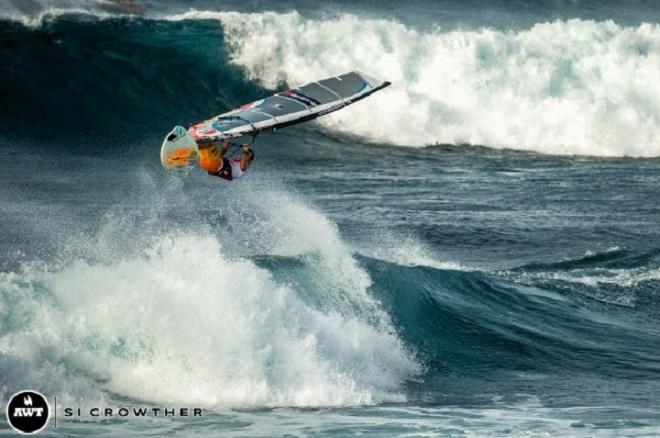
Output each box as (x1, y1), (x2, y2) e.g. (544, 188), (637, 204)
(160, 71), (390, 177)
(197, 140), (255, 181)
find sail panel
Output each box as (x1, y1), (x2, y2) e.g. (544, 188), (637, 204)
(188, 71), (390, 143)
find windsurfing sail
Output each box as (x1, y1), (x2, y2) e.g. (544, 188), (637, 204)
(188, 71), (390, 143)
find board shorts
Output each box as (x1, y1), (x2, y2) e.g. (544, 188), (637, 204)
(198, 144), (244, 180)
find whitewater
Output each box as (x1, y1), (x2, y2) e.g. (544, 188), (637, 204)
(1, 226), (416, 408)
(192, 11), (660, 156)
(4, 4), (660, 156)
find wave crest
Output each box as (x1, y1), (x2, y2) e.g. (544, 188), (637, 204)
(0, 233), (418, 407)
(203, 11), (660, 156)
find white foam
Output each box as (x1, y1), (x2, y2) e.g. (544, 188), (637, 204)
(0, 232), (418, 408)
(0, 175), (420, 407)
(356, 231), (467, 271)
(543, 267), (660, 288)
(193, 11), (660, 157)
(0, 1), (117, 28)
(7, 6), (660, 156)
(511, 264), (660, 307)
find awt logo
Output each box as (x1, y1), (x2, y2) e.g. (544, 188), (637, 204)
(5, 390), (50, 434)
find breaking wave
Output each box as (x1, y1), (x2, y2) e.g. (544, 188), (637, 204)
(3, 7), (660, 156)
(0, 176), (419, 408)
(182, 10), (660, 157)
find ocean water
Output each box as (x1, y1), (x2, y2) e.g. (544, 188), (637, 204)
(1, 0), (660, 436)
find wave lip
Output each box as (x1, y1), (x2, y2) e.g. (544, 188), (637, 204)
(508, 247), (660, 306)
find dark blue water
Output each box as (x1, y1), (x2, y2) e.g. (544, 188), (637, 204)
(1, 2), (660, 436)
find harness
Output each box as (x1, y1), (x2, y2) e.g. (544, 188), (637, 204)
(210, 157), (233, 181)
(208, 135), (257, 181)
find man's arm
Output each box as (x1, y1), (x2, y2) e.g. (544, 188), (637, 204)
(197, 139), (230, 156)
(240, 144), (252, 171)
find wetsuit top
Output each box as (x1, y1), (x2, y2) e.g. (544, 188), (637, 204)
(212, 157), (245, 181)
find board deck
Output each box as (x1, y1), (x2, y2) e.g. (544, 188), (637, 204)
(160, 126), (198, 176)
